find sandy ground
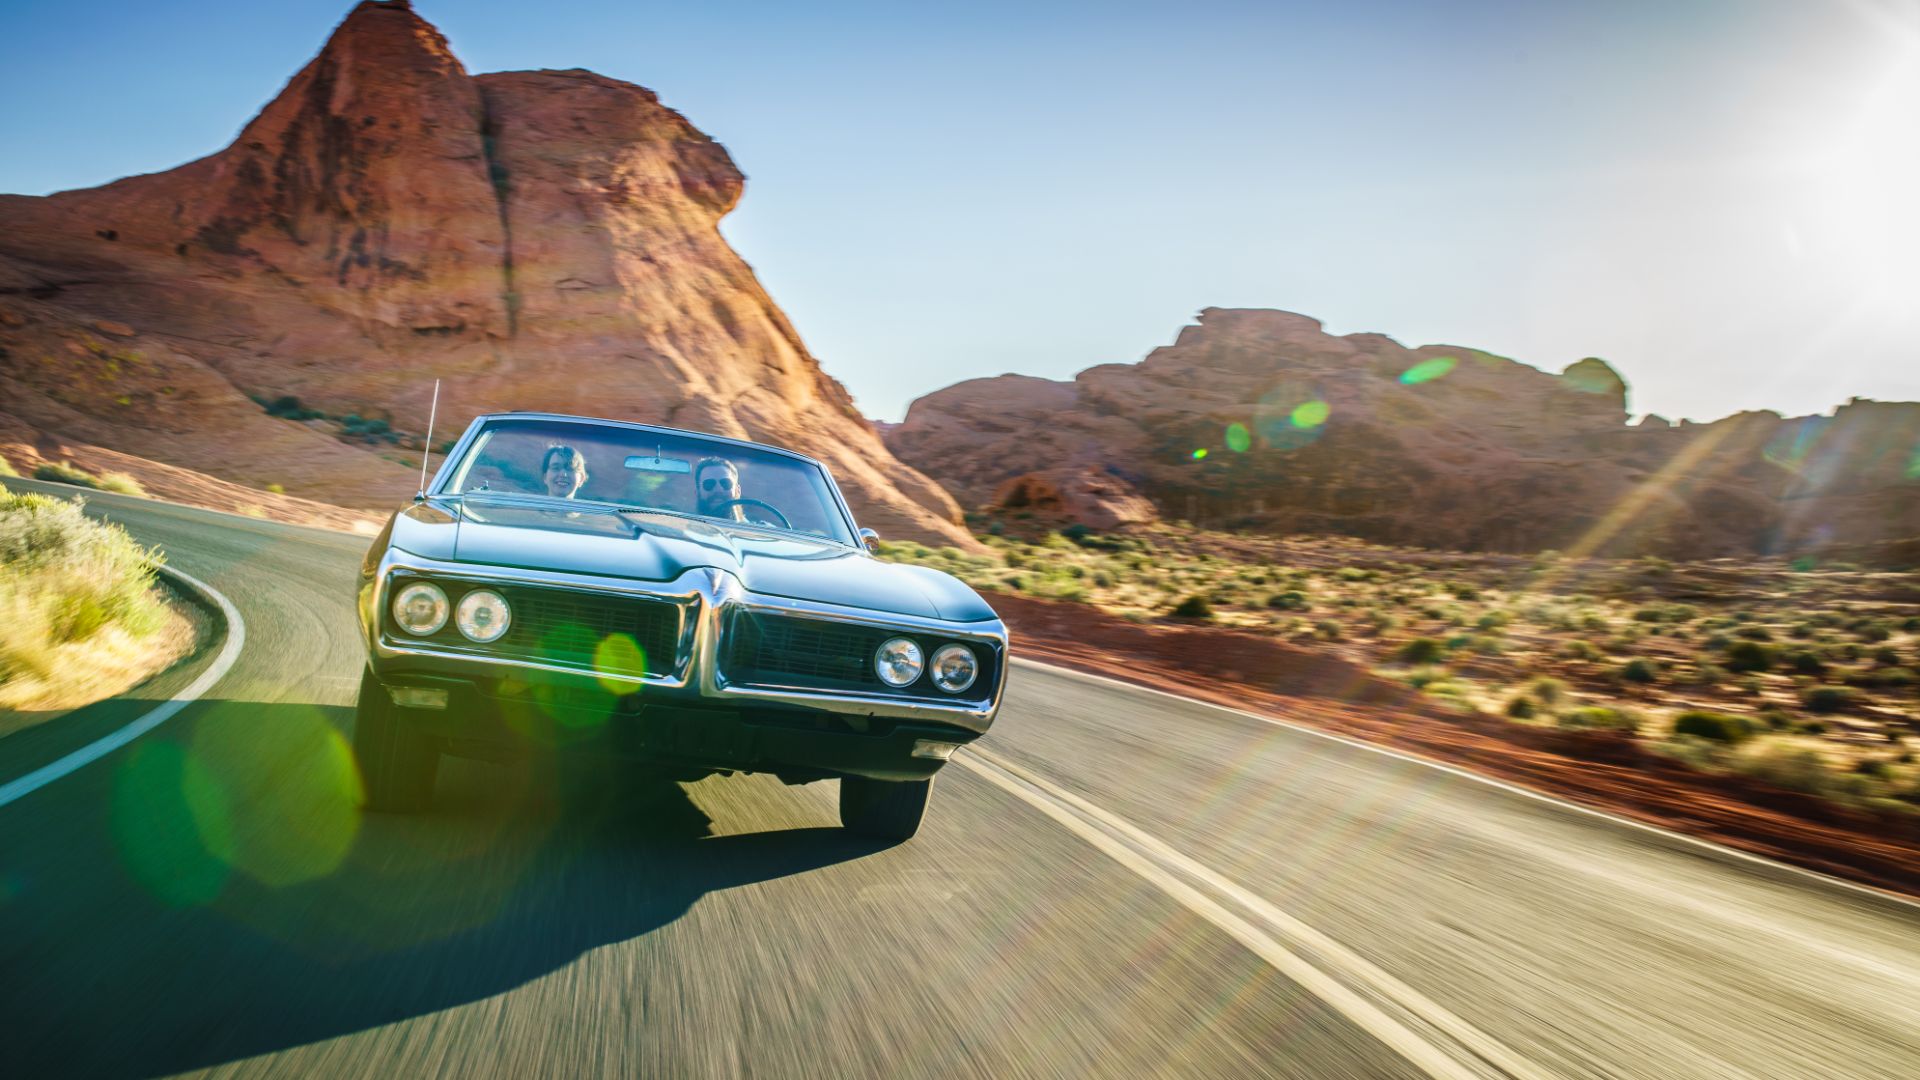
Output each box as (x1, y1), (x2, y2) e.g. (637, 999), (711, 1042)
(987, 590), (1920, 898)
(0, 417), (386, 535)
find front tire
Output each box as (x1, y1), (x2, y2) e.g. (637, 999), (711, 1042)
(839, 775), (932, 840)
(353, 668), (440, 812)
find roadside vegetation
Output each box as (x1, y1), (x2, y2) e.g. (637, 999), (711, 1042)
(880, 522), (1920, 815)
(0, 491), (185, 718)
(33, 459), (146, 496)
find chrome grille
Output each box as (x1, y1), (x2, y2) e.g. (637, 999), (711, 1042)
(498, 587), (682, 675)
(726, 613), (883, 687)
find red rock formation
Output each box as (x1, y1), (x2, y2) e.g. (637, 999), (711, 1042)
(0, 0), (967, 545)
(888, 308), (1920, 562)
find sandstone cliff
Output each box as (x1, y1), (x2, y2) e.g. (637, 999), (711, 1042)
(0, 0), (968, 545)
(888, 308), (1920, 563)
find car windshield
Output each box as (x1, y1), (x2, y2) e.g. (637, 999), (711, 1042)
(438, 418), (857, 546)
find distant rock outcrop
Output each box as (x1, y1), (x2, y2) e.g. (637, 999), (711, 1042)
(888, 308), (1920, 562)
(0, 0), (968, 545)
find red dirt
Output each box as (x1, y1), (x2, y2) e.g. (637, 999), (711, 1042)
(987, 590), (1920, 899)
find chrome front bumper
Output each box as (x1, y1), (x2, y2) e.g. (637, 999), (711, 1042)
(361, 551), (1008, 736)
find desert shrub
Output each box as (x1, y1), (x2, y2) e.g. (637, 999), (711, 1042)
(1847, 666), (1914, 689)
(1529, 677), (1566, 705)
(1448, 582), (1479, 601)
(96, 472), (144, 496)
(1560, 706), (1638, 734)
(1734, 741), (1837, 796)
(1787, 650), (1827, 677)
(1475, 611), (1509, 631)
(1902, 616), (1920, 633)
(0, 492), (164, 683)
(1468, 634), (1504, 655)
(1788, 622), (1814, 639)
(33, 461), (100, 488)
(1562, 639), (1601, 661)
(1504, 695), (1537, 719)
(1632, 607), (1664, 623)
(1873, 646), (1902, 666)
(1397, 637), (1445, 664)
(262, 395), (322, 420)
(1671, 710), (1752, 744)
(1265, 590), (1309, 611)
(1336, 567), (1373, 582)
(1170, 594), (1214, 620)
(1857, 622), (1892, 643)
(0, 457), (16, 478)
(1313, 619), (1343, 640)
(1723, 640), (1773, 672)
(1801, 686), (1858, 713)
(1620, 658), (1657, 683)
(265, 482), (286, 495)
(1855, 758), (1893, 780)
(1735, 625), (1774, 641)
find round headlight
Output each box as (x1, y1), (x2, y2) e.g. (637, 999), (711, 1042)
(874, 636), (924, 688)
(929, 643), (979, 694)
(455, 589), (512, 643)
(392, 581), (448, 635)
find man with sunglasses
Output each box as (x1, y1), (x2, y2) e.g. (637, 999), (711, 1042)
(694, 456), (749, 523)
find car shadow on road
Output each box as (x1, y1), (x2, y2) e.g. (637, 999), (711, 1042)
(1, 699), (889, 1079)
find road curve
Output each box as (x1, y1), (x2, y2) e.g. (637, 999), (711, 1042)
(2, 478), (1917, 1079)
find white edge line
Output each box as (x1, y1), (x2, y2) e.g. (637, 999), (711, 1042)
(961, 745), (1547, 1080)
(956, 750), (1490, 1080)
(1008, 656), (1920, 915)
(0, 565), (245, 809)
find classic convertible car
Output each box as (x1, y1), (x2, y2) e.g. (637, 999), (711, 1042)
(354, 412), (1008, 839)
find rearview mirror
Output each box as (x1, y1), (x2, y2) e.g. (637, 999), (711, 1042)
(859, 527), (880, 554)
(625, 454), (690, 474)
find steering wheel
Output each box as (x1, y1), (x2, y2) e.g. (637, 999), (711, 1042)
(711, 497), (792, 530)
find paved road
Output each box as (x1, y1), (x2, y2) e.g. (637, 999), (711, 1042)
(3, 478), (1917, 1079)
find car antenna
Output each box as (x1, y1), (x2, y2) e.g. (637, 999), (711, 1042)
(414, 378), (441, 502)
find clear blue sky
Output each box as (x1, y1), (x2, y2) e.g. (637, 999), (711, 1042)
(4, 0), (1916, 422)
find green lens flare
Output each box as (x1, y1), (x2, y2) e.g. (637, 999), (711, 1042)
(594, 633), (647, 695)
(188, 705), (361, 888)
(1191, 447), (1208, 460)
(1399, 356), (1457, 385)
(1225, 423), (1251, 453)
(1289, 400), (1330, 429)
(112, 741), (231, 906)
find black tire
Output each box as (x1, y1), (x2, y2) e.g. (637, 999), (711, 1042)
(353, 668), (440, 812)
(838, 775), (933, 840)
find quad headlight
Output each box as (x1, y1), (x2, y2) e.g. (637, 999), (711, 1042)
(874, 636), (924, 688)
(455, 588), (512, 643)
(392, 581), (449, 635)
(929, 643), (979, 694)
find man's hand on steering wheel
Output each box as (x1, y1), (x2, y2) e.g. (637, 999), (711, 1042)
(710, 497), (792, 530)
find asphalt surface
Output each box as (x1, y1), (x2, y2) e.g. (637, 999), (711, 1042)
(3, 477), (1918, 1079)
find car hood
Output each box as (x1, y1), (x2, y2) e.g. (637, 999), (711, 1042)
(386, 497), (995, 623)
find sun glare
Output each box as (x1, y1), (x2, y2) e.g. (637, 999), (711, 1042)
(1807, 45), (1920, 298)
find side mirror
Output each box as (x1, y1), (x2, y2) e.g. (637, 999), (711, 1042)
(859, 527), (881, 554)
